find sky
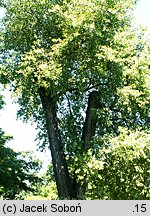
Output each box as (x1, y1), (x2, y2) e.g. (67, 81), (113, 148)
(0, 89), (51, 172)
(134, 0), (150, 30)
(0, 0), (150, 172)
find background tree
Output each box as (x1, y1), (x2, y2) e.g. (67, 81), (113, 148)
(84, 128), (150, 199)
(0, 93), (42, 199)
(25, 164), (57, 200)
(1, 0), (150, 199)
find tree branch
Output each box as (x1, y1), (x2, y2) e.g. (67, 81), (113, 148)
(81, 91), (101, 150)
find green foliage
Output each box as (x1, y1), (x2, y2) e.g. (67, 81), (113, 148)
(1, 0), (149, 148)
(85, 128), (150, 199)
(0, 136), (42, 199)
(0, 95), (42, 199)
(1, 0), (150, 199)
(25, 182), (57, 200)
(21, 128), (150, 200)
(25, 164), (57, 200)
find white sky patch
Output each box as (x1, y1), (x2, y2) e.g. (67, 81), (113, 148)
(0, 7), (6, 20)
(1, 91), (35, 150)
(134, 0), (150, 31)
(0, 90), (51, 173)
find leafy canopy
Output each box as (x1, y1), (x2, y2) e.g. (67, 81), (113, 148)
(1, 0), (150, 147)
(0, 0), (150, 199)
(85, 128), (150, 199)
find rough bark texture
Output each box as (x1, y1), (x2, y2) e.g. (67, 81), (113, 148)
(39, 87), (75, 199)
(82, 91), (100, 150)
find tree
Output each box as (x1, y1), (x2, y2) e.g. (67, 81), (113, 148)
(25, 164), (57, 200)
(1, 0), (150, 199)
(0, 94), (42, 199)
(84, 128), (150, 199)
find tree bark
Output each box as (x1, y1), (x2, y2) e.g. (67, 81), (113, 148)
(75, 91), (101, 198)
(39, 88), (100, 199)
(82, 91), (100, 150)
(38, 87), (75, 199)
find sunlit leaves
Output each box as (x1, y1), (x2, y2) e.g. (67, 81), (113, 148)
(85, 128), (150, 199)
(1, 0), (150, 199)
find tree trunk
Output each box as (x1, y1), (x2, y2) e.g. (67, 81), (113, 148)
(38, 87), (75, 199)
(82, 91), (100, 150)
(76, 91), (101, 198)
(39, 88), (100, 199)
